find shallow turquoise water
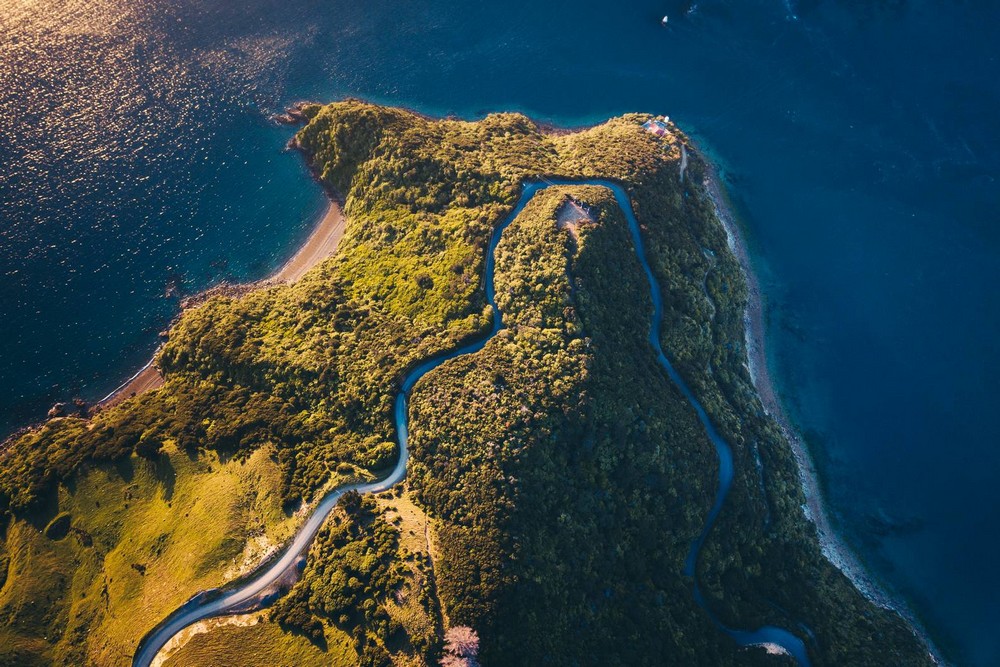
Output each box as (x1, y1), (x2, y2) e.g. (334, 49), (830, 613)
(1, 0), (998, 663)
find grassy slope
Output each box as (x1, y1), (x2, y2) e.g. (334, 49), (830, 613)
(0, 442), (303, 664)
(161, 614), (353, 667)
(163, 488), (444, 667)
(0, 101), (930, 666)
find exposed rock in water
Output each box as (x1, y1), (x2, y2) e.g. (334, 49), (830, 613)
(47, 399), (88, 418)
(271, 101), (322, 125)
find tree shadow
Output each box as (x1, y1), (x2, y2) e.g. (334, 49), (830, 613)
(154, 453), (176, 502)
(113, 456), (135, 484)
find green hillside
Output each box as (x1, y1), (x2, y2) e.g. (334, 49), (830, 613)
(0, 101), (930, 666)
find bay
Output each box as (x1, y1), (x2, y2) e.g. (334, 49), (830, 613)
(1, 0), (997, 662)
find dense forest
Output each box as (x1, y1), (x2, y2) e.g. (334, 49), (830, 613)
(0, 101), (931, 665)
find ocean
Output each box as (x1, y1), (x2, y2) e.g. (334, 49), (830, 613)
(1, 0), (997, 663)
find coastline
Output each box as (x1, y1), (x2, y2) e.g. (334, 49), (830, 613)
(138, 175), (818, 667)
(97, 357), (164, 411)
(270, 200), (346, 283)
(94, 198), (346, 410)
(700, 161), (945, 664)
(2, 99), (946, 663)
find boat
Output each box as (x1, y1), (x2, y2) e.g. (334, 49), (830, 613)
(661, 15), (669, 25)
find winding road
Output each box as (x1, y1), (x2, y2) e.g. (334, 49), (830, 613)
(133, 180), (809, 666)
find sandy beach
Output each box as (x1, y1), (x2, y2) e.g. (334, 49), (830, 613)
(98, 361), (165, 411)
(269, 200), (346, 283)
(96, 199), (346, 409)
(700, 164), (944, 664)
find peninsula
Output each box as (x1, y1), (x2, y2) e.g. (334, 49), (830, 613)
(0, 102), (932, 666)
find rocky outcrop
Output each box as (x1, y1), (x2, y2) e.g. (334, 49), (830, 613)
(47, 398), (88, 419)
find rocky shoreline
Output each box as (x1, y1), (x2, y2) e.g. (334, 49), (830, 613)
(699, 158), (945, 665)
(270, 100), (320, 126)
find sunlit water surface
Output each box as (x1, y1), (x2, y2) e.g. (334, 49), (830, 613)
(1, 1), (998, 663)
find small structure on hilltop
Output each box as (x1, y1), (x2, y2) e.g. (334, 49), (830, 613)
(642, 117), (671, 136)
(556, 198), (595, 241)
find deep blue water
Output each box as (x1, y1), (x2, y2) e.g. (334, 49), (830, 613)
(1, 0), (998, 663)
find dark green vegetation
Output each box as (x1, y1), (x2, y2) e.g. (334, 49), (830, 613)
(0, 101), (930, 665)
(271, 491), (441, 665)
